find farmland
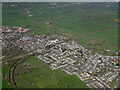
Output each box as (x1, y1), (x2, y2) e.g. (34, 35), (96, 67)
(2, 46), (89, 88)
(2, 2), (118, 53)
(2, 66), (10, 88)
(2, 2), (119, 89)
(14, 56), (88, 88)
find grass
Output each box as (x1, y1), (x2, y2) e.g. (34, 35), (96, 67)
(2, 66), (10, 88)
(2, 2), (118, 53)
(0, 77), (1, 89)
(57, 75), (88, 88)
(2, 2), (118, 88)
(14, 56), (88, 88)
(2, 66), (9, 78)
(2, 80), (10, 88)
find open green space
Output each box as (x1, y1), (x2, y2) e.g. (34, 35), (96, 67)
(2, 66), (9, 78)
(14, 56), (88, 88)
(2, 66), (10, 88)
(2, 2), (118, 53)
(2, 2), (118, 88)
(2, 80), (10, 88)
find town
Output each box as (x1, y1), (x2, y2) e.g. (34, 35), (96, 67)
(1, 26), (119, 89)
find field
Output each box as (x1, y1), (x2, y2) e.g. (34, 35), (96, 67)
(2, 2), (118, 88)
(2, 66), (10, 88)
(14, 56), (88, 88)
(2, 80), (10, 88)
(2, 2), (118, 53)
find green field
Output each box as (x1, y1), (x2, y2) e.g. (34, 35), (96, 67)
(2, 66), (10, 88)
(2, 2), (118, 88)
(2, 80), (10, 88)
(14, 56), (88, 88)
(2, 2), (118, 53)
(2, 66), (9, 78)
